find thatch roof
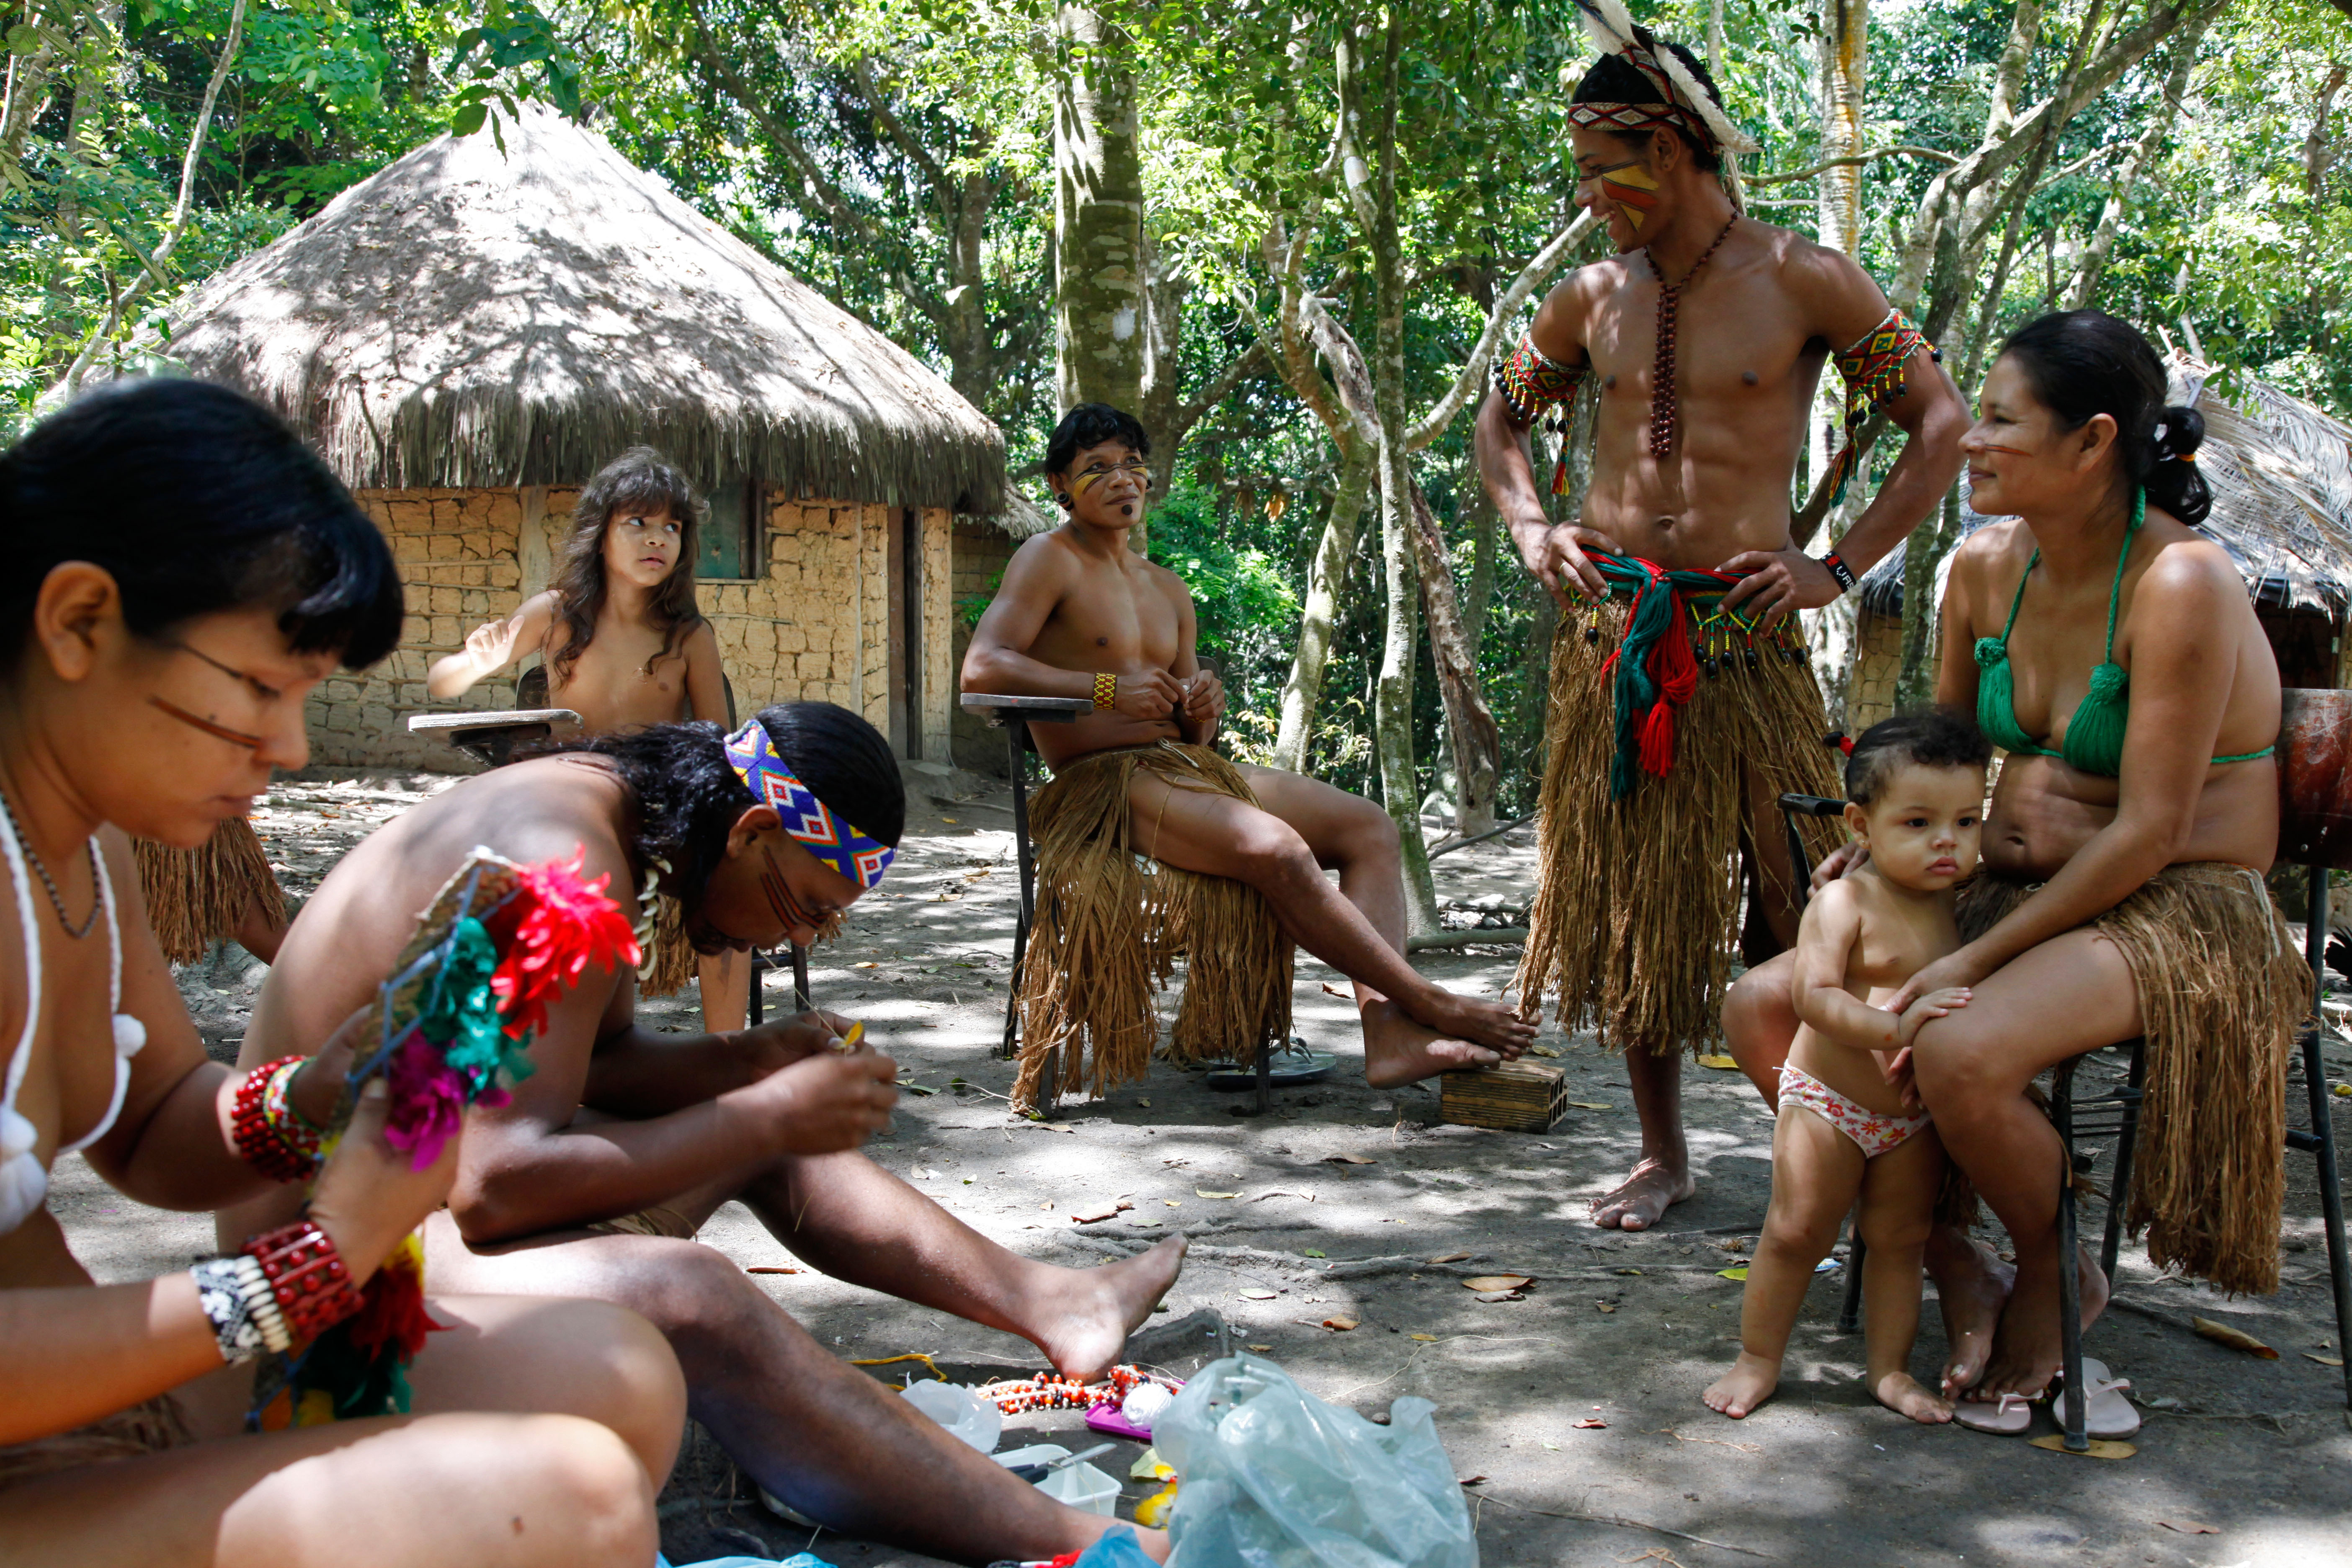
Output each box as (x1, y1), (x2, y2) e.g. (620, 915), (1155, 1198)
(147, 106), (1005, 512)
(1857, 359), (2352, 623)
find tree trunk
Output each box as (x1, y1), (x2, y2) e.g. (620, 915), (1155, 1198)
(1810, 0), (1869, 485)
(0, 2), (70, 194)
(1271, 444), (1373, 773)
(1359, 23), (1438, 935)
(2069, 18), (2208, 308)
(1408, 480), (1501, 838)
(1052, 5), (1145, 424)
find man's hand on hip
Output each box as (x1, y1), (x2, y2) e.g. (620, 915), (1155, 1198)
(1715, 546), (1842, 626)
(1511, 518), (1613, 608)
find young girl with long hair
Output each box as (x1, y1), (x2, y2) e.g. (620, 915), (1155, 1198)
(427, 448), (745, 1029)
(0, 380), (682, 1563)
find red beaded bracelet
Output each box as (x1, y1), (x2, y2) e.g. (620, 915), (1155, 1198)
(240, 1219), (363, 1344)
(230, 1058), (321, 1184)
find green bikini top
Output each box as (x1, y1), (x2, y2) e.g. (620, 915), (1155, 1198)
(1973, 489), (2275, 777)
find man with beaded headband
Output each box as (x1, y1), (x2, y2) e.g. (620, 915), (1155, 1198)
(230, 701), (1187, 1565)
(1473, 1), (1967, 1231)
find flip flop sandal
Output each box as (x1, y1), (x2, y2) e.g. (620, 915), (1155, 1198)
(1952, 1391), (2033, 1434)
(2056, 1357), (2141, 1439)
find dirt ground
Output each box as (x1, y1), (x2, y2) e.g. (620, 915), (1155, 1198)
(55, 766), (2352, 1568)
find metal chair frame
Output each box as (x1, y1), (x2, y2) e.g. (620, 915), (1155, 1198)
(959, 692), (1279, 1114)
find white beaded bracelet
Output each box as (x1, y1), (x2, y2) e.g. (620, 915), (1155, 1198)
(233, 1253), (294, 1354)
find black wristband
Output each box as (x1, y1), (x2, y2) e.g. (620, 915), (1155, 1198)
(1821, 551), (1858, 595)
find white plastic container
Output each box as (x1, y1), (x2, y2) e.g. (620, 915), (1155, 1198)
(898, 1380), (1002, 1454)
(992, 1444), (1120, 1516)
(1038, 1460), (1120, 1516)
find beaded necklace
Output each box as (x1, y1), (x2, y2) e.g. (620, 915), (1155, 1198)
(1643, 213), (1739, 461)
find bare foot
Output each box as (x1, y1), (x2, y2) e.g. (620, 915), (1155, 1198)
(1929, 1230), (2012, 1397)
(1702, 1351), (1779, 1418)
(1362, 1001), (1500, 1088)
(1032, 1233), (1190, 1382)
(1589, 1155), (1694, 1231)
(1872, 1369), (1954, 1425)
(1401, 984), (1537, 1057)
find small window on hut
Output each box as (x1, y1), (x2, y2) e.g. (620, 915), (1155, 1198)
(699, 476), (762, 581)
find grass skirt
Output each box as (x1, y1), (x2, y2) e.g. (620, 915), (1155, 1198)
(1013, 742), (1292, 1109)
(132, 818), (284, 965)
(1958, 864), (2309, 1295)
(0, 1395), (193, 1492)
(1515, 596), (1843, 1055)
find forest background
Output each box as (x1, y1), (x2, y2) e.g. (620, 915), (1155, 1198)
(6, 0), (2348, 931)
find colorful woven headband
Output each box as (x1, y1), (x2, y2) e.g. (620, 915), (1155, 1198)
(723, 721), (895, 890)
(1571, 2), (1758, 157)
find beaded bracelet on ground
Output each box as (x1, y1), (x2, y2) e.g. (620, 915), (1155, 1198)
(977, 1364), (1173, 1417)
(230, 1056), (325, 1184)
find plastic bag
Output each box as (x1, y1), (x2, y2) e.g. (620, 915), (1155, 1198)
(1152, 1352), (1476, 1568)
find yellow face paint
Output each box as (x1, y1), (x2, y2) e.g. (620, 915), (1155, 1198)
(1599, 161), (1661, 232)
(1072, 467), (1110, 500)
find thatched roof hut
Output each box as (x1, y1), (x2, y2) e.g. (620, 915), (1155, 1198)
(147, 105), (1008, 770)
(1841, 361), (2352, 732)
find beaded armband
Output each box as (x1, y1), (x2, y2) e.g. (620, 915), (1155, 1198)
(240, 1218), (362, 1345)
(1093, 671), (1117, 710)
(1821, 308), (1937, 506)
(1491, 334), (1590, 428)
(230, 1056), (326, 1184)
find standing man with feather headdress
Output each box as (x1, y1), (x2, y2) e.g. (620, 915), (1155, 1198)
(1476, 3), (1967, 1231)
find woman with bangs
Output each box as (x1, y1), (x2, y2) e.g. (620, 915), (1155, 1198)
(0, 381), (683, 1566)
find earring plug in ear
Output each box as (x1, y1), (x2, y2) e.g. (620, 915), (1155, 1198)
(1057, 493), (1074, 511)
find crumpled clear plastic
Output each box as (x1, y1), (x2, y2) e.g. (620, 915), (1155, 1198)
(1153, 1352), (1477, 1568)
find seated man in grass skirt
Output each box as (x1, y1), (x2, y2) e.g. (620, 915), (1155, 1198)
(226, 701), (1185, 1566)
(964, 403), (1535, 1104)
(1473, 5), (1967, 1230)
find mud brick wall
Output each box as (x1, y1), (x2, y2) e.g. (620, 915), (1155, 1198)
(307, 487), (952, 771)
(1841, 606), (1905, 739)
(949, 518), (1021, 777)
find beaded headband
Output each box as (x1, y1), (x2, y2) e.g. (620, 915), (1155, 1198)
(723, 720), (895, 890)
(1571, 1), (1758, 157)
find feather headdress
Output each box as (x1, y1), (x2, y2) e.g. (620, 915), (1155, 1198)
(1570, 0), (1759, 158)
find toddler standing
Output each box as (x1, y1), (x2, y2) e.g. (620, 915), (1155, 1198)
(1703, 711), (1991, 1424)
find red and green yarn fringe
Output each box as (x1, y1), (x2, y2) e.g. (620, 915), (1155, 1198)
(1585, 554), (1806, 800)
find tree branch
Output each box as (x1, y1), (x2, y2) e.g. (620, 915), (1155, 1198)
(847, 54), (959, 217)
(1746, 145), (1959, 186)
(1405, 209), (1595, 451)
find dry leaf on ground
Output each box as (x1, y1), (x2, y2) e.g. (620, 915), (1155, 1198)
(2029, 1435), (2136, 1459)
(1564, 1101), (1613, 1110)
(1458, 1476), (1488, 1487)
(2158, 1522), (2218, 1535)
(1529, 1045), (1562, 1057)
(2303, 1351), (2345, 1367)
(1410, 1333), (1438, 1341)
(2192, 1317), (2279, 1358)
(1197, 1189), (1241, 1199)
(746, 1266), (799, 1275)
(1463, 1275), (1534, 1292)
(1695, 1055), (1741, 1070)
(1473, 1289), (1522, 1303)
(1239, 1287), (1278, 1300)
(1429, 1251), (1472, 1264)
(1323, 1315), (1359, 1331)
(1246, 1344), (1273, 1352)
(1573, 1418), (1608, 1429)
(1322, 1153), (1377, 1165)
(1069, 1199), (1133, 1223)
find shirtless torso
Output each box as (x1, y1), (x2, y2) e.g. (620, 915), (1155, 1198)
(1478, 128), (1965, 622)
(437, 589), (726, 735)
(962, 424), (1534, 1083)
(1788, 869), (1961, 1118)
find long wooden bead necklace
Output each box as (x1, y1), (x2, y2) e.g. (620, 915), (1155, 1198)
(1644, 214), (1740, 461)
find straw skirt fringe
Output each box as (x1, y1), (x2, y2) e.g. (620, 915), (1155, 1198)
(133, 818), (285, 965)
(1515, 601), (1844, 1056)
(1013, 743), (1292, 1109)
(0, 1395), (195, 1492)
(1958, 864), (2308, 1295)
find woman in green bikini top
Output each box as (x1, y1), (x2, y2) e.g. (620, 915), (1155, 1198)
(1971, 485), (2275, 775)
(1805, 312), (2289, 1411)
